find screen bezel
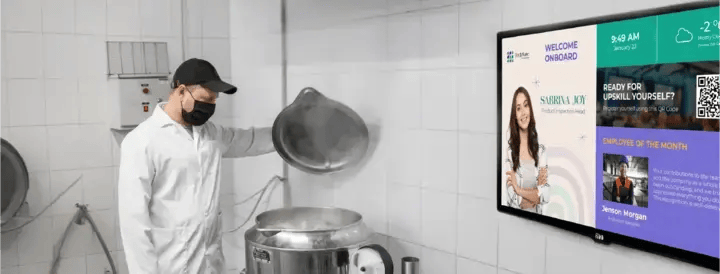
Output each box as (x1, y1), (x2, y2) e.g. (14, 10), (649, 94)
(496, 1), (719, 271)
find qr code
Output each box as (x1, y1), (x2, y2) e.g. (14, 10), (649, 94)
(696, 74), (720, 119)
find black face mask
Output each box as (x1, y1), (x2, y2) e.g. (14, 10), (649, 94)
(181, 88), (216, 126)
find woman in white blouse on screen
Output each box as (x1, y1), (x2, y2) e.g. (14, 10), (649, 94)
(505, 86), (550, 214)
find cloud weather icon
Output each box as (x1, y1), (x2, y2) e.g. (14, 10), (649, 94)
(675, 28), (693, 43)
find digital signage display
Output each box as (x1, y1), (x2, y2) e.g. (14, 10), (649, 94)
(497, 1), (719, 270)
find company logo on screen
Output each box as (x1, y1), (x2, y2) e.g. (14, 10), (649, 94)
(506, 50), (529, 63)
(545, 41), (579, 63)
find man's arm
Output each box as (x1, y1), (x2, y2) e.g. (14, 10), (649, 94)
(220, 126), (276, 158)
(117, 137), (158, 274)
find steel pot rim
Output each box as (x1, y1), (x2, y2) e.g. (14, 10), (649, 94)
(244, 239), (372, 252)
(254, 206), (366, 233)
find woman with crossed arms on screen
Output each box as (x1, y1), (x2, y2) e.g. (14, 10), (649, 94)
(505, 87), (551, 213)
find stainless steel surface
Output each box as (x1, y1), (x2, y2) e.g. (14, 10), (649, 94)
(1, 138), (29, 226)
(245, 243), (357, 274)
(272, 87), (370, 174)
(256, 207), (362, 232)
(401, 257), (419, 274)
(244, 207), (392, 274)
(250, 207), (371, 249)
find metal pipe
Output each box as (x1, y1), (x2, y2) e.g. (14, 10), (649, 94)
(79, 204), (118, 274)
(50, 204), (117, 274)
(180, 0), (187, 61)
(280, 0), (291, 208)
(401, 257), (419, 274)
(50, 207), (84, 273)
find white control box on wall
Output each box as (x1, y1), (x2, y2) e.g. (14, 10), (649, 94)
(105, 41), (172, 130)
(107, 78), (171, 129)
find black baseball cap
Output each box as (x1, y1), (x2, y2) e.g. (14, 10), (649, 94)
(171, 58), (237, 94)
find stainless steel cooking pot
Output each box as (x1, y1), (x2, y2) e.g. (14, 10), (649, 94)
(1, 138), (30, 226)
(272, 88), (370, 174)
(244, 207), (393, 274)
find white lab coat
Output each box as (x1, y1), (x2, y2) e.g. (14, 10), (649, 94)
(118, 103), (275, 274)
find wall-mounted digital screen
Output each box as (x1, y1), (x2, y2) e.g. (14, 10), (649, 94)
(497, 1), (719, 270)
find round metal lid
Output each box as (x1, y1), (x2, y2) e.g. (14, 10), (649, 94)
(1, 138), (30, 226)
(272, 88), (370, 174)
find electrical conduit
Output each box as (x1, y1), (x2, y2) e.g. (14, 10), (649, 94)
(280, 0), (291, 208)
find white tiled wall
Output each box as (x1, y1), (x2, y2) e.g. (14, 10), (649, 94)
(2, 0), (718, 274)
(220, 0), (287, 271)
(0, 0), (281, 273)
(1, 0), (136, 271)
(279, 0), (718, 274)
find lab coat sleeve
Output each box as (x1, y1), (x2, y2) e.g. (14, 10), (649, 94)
(220, 125), (276, 158)
(117, 138), (158, 274)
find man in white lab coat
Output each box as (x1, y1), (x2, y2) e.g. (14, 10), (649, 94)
(118, 58), (276, 274)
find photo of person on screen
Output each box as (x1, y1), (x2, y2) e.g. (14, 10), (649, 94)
(504, 86), (550, 214)
(612, 156), (635, 205)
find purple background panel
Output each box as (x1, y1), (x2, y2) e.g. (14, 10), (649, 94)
(596, 126), (719, 258)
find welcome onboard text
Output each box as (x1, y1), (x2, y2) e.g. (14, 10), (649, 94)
(545, 41), (579, 62)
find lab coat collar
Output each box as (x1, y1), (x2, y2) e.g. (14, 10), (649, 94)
(152, 102), (176, 127)
(152, 102), (204, 133)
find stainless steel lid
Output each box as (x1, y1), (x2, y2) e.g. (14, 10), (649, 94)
(272, 88), (370, 174)
(245, 207), (374, 250)
(1, 138), (30, 226)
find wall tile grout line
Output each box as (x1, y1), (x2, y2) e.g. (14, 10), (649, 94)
(40, 2), (55, 241)
(454, 3), (462, 269)
(497, 1), (503, 271)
